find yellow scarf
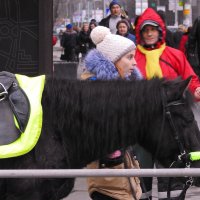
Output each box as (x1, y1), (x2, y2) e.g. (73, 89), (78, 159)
(137, 44), (166, 79)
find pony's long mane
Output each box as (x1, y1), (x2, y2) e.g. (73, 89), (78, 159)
(42, 77), (191, 167)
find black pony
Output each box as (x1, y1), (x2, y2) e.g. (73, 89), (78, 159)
(0, 77), (200, 200)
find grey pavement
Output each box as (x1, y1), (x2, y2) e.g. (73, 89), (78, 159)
(63, 178), (200, 200)
(54, 41), (200, 200)
(53, 43), (63, 62)
(62, 178), (91, 200)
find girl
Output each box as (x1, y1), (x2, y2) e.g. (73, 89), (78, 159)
(81, 26), (142, 200)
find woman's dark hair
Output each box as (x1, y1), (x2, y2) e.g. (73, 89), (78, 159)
(90, 19), (96, 23)
(89, 21), (97, 27)
(116, 19), (130, 29)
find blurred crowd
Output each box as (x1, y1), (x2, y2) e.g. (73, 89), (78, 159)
(53, 5), (200, 78)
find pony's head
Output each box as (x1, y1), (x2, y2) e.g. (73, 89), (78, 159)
(144, 77), (200, 170)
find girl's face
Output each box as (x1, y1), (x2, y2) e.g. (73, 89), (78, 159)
(117, 23), (128, 36)
(115, 50), (137, 78)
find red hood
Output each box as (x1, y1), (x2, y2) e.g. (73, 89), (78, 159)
(136, 8), (166, 47)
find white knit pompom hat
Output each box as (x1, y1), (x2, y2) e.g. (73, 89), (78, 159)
(90, 26), (136, 63)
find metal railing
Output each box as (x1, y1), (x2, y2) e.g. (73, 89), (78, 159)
(0, 168), (200, 178)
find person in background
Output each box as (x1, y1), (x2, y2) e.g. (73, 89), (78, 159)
(89, 21), (97, 32)
(116, 19), (136, 43)
(173, 24), (186, 49)
(187, 16), (200, 62)
(90, 18), (97, 23)
(187, 16), (200, 76)
(77, 22), (91, 58)
(157, 10), (175, 48)
(58, 29), (64, 46)
(99, 0), (133, 34)
(178, 24), (187, 33)
(135, 8), (200, 200)
(81, 26), (142, 200)
(121, 9), (135, 34)
(179, 26), (191, 55)
(90, 18), (97, 25)
(89, 21), (97, 49)
(73, 25), (80, 34)
(61, 23), (78, 61)
(52, 35), (57, 46)
(132, 15), (140, 36)
(58, 29), (63, 40)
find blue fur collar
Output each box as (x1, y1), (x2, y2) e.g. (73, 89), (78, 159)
(85, 49), (119, 80)
(84, 49), (142, 80)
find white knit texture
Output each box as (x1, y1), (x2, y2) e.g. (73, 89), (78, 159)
(90, 26), (111, 45)
(90, 26), (136, 62)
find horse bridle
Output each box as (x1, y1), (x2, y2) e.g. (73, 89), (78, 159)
(163, 98), (194, 199)
(165, 100), (191, 167)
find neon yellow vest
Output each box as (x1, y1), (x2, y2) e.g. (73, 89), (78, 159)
(0, 74), (45, 158)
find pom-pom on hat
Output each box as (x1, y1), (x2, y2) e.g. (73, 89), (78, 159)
(66, 23), (73, 29)
(90, 26), (136, 63)
(109, 0), (121, 10)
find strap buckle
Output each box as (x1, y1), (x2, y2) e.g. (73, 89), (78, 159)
(186, 177), (193, 186)
(0, 83), (8, 101)
(178, 151), (187, 161)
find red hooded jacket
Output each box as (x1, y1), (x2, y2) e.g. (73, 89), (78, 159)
(135, 8), (200, 95)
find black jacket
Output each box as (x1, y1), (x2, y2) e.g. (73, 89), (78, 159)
(165, 29), (175, 48)
(77, 31), (92, 54)
(186, 17), (200, 76)
(187, 17), (200, 61)
(61, 30), (78, 49)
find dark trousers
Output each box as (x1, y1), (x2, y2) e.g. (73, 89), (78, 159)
(91, 191), (117, 200)
(64, 48), (77, 62)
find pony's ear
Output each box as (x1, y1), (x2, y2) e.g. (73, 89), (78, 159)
(163, 76), (192, 101)
(177, 76), (192, 94)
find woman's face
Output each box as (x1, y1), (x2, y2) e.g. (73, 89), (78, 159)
(83, 24), (89, 32)
(90, 24), (96, 30)
(115, 50), (137, 78)
(142, 25), (159, 45)
(117, 23), (128, 36)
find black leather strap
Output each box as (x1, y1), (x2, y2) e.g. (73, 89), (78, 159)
(0, 71), (30, 145)
(99, 155), (124, 168)
(0, 100), (20, 145)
